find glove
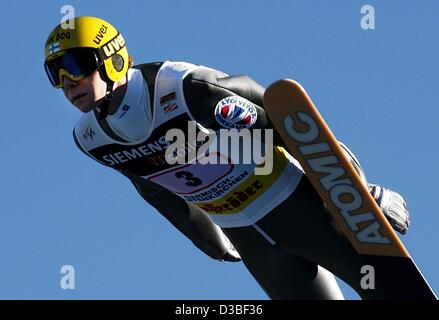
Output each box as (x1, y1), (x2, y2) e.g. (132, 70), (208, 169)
(220, 246), (241, 262)
(369, 184), (410, 235)
(215, 226), (241, 262)
(197, 224), (241, 262)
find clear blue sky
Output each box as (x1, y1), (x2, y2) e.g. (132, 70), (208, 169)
(0, 0), (438, 299)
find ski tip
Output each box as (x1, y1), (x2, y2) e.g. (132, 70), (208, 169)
(265, 79), (305, 93)
(269, 78), (297, 85)
(264, 79), (308, 102)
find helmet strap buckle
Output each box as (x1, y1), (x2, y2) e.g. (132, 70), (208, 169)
(98, 81), (114, 120)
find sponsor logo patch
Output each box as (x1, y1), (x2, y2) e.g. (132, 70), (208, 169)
(160, 92), (178, 113)
(101, 33), (126, 58)
(83, 125), (95, 141)
(214, 96), (257, 129)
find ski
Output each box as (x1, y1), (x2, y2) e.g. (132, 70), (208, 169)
(263, 79), (437, 299)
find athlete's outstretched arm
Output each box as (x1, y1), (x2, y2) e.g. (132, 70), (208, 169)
(123, 172), (241, 262)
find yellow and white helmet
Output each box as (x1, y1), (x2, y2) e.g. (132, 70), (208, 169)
(44, 16), (129, 88)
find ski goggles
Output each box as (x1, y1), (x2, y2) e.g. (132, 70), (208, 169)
(44, 48), (99, 88)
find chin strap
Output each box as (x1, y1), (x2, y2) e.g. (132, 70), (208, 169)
(98, 81), (114, 120)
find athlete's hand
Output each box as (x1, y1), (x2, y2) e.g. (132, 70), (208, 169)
(220, 246), (241, 262)
(369, 184), (410, 235)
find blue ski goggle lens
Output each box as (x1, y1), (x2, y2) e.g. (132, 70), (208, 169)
(44, 48), (99, 88)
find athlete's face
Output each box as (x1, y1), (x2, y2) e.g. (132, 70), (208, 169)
(62, 70), (107, 113)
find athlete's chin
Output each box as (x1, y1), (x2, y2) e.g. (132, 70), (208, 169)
(74, 100), (97, 113)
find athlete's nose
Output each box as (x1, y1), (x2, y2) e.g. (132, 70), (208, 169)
(63, 76), (78, 89)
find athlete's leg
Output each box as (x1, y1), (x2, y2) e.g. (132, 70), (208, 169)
(256, 176), (388, 299)
(223, 225), (344, 300)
